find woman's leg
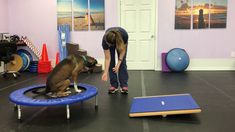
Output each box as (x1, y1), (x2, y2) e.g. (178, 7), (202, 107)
(118, 49), (128, 88)
(109, 47), (118, 88)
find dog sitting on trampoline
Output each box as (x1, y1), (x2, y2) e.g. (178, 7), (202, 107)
(34, 54), (97, 97)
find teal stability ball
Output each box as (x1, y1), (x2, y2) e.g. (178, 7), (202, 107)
(166, 48), (190, 72)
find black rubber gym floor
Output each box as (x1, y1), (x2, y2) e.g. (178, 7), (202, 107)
(1, 71), (235, 132)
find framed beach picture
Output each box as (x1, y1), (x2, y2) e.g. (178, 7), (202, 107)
(57, 0), (105, 31)
(57, 0), (72, 30)
(90, 0), (105, 30)
(73, 0), (89, 31)
(175, 0), (191, 29)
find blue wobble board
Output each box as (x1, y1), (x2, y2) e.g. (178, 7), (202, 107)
(129, 94), (201, 117)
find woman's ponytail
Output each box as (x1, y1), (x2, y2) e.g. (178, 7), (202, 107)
(113, 30), (125, 54)
(105, 29), (126, 54)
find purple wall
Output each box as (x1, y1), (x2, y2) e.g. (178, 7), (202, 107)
(0, 0), (8, 32)
(157, 0), (235, 58)
(8, 0), (58, 59)
(8, 0), (118, 60)
(6, 0), (235, 63)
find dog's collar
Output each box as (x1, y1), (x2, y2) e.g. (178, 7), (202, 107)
(81, 55), (88, 66)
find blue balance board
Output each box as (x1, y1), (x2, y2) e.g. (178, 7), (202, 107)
(129, 94), (201, 117)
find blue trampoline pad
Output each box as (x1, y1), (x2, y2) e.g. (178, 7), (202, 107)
(129, 94), (201, 117)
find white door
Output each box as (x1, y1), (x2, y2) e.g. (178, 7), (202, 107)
(120, 0), (156, 70)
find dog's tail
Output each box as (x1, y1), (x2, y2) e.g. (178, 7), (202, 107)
(31, 88), (47, 95)
(31, 88), (57, 99)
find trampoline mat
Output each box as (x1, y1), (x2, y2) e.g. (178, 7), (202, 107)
(24, 86), (86, 100)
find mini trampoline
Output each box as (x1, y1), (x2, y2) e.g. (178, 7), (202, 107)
(9, 83), (98, 120)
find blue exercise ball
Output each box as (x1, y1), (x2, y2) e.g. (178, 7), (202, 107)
(166, 48), (190, 72)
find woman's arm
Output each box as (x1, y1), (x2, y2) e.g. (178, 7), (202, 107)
(113, 44), (127, 73)
(102, 49), (111, 81)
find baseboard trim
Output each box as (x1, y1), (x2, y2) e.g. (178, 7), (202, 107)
(155, 58), (235, 71)
(98, 58), (235, 71)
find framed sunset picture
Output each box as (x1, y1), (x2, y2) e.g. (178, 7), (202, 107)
(175, 0), (228, 29)
(175, 0), (191, 29)
(210, 0), (227, 28)
(193, 0), (210, 29)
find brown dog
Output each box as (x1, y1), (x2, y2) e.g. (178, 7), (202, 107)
(46, 54), (97, 97)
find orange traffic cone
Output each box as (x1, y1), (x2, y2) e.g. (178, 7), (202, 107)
(56, 52), (60, 65)
(38, 43), (51, 73)
(40, 43), (49, 62)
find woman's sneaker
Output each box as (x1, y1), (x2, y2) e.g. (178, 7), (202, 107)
(108, 87), (118, 94)
(120, 87), (128, 94)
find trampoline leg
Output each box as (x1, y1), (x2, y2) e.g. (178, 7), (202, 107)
(14, 104), (17, 111)
(95, 96), (98, 109)
(17, 105), (21, 120)
(66, 105), (70, 119)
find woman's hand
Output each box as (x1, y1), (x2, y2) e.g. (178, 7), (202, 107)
(112, 65), (120, 73)
(102, 72), (108, 81)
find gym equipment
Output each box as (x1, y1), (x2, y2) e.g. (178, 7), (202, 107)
(161, 52), (171, 72)
(9, 83), (98, 120)
(129, 94), (201, 117)
(17, 52), (30, 71)
(0, 41), (21, 78)
(29, 61), (38, 73)
(66, 42), (79, 56)
(17, 49), (33, 61)
(21, 37), (41, 59)
(93, 64), (102, 73)
(6, 54), (23, 72)
(58, 24), (70, 61)
(166, 48), (190, 72)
